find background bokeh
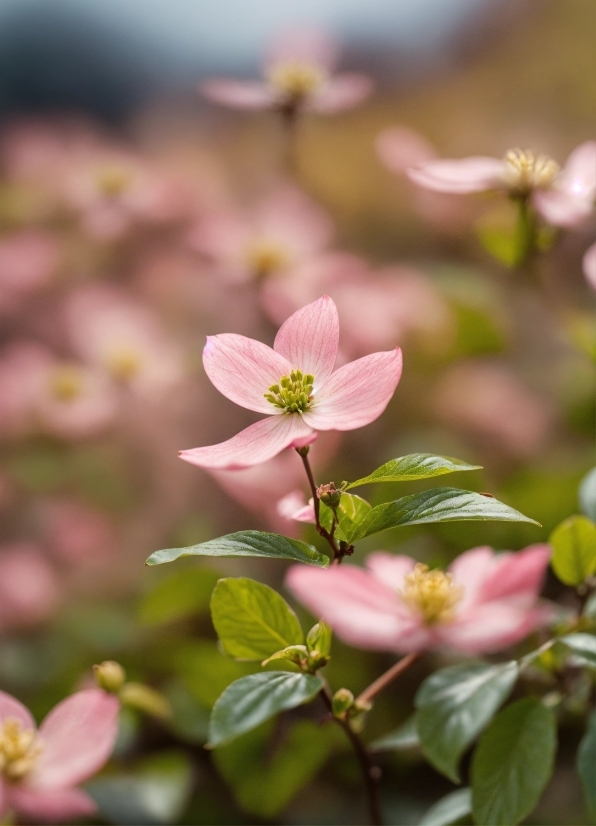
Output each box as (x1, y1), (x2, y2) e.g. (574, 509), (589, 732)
(0, 0), (594, 823)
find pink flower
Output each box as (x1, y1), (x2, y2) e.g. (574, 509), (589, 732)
(180, 296), (402, 470)
(189, 184), (334, 283)
(583, 242), (596, 290)
(0, 544), (59, 630)
(286, 545), (552, 655)
(201, 27), (372, 115)
(0, 231), (59, 314)
(407, 141), (596, 227)
(41, 499), (114, 565)
(0, 689), (119, 823)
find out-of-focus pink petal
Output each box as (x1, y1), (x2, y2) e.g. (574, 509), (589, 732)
(179, 414), (316, 470)
(277, 490), (313, 522)
(203, 334), (291, 413)
(274, 296), (339, 385)
(532, 188), (593, 227)
(255, 185), (335, 259)
(376, 127), (437, 174)
(265, 27), (339, 71)
(439, 603), (551, 654)
(309, 74), (373, 113)
(8, 786), (96, 823)
(448, 546), (496, 611)
(0, 544), (59, 629)
(478, 544), (551, 604)
(302, 348), (402, 431)
(0, 690), (35, 730)
(200, 80), (276, 109)
(290, 501), (317, 522)
(34, 689), (119, 789)
(559, 141), (596, 199)
(407, 157), (504, 193)
(365, 553), (416, 592)
(584, 243), (596, 290)
(285, 565), (419, 651)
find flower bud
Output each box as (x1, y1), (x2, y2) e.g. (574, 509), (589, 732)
(118, 682), (171, 719)
(306, 621), (332, 658)
(332, 688), (354, 718)
(93, 660), (126, 693)
(316, 483), (342, 510)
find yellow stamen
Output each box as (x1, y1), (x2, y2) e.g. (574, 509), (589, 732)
(400, 563), (463, 625)
(0, 718), (43, 781)
(245, 239), (290, 277)
(49, 364), (84, 402)
(267, 62), (328, 99)
(105, 347), (142, 381)
(95, 165), (133, 198)
(264, 368), (315, 413)
(502, 149), (559, 195)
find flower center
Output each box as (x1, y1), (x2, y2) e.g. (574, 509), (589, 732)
(50, 364), (85, 402)
(105, 347), (142, 381)
(501, 149), (560, 195)
(0, 718), (43, 781)
(400, 563), (463, 625)
(245, 239), (291, 277)
(264, 369), (315, 413)
(268, 62), (328, 99)
(95, 165), (133, 198)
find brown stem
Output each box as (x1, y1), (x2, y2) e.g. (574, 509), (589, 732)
(355, 653), (421, 707)
(296, 448), (340, 560)
(320, 688), (383, 826)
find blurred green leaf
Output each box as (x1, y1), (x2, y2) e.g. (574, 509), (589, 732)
(347, 454), (481, 489)
(173, 640), (257, 708)
(471, 698), (557, 825)
(550, 516), (596, 585)
(208, 671), (323, 747)
(213, 720), (338, 817)
(580, 467), (596, 522)
(211, 577), (303, 661)
(164, 679), (211, 744)
(560, 633), (596, 668)
(415, 661), (518, 782)
(419, 788), (472, 826)
(146, 530), (329, 567)
(346, 488), (540, 543)
(577, 710), (596, 823)
(370, 714), (420, 752)
(138, 568), (220, 626)
(476, 222), (518, 267)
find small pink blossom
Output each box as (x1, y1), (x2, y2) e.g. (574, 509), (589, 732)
(583, 242), (596, 290)
(407, 141), (596, 228)
(201, 27), (372, 115)
(41, 499), (114, 565)
(0, 688), (119, 823)
(180, 296), (402, 470)
(0, 231), (59, 313)
(277, 490), (317, 524)
(0, 544), (59, 630)
(286, 545), (552, 655)
(189, 184), (334, 283)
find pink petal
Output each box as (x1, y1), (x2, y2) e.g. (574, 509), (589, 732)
(302, 347), (402, 431)
(273, 296), (339, 386)
(203, 334), (291, 413)
(560, 141), (596, 198)
(255, 185), (335, 259)
(179, 414), (316, 470)
(200, 80), (276, 109)
(439, 603), (551, 655)
(34, 689), (119, 789)
(365, 553), (416, 591)
(584, 243), (596, 290)
(8, 785), (96, 823)
(286, 564), (418, 652)
(478, 544), (551, 604)
(407, 157), (504, 193)
(309, 74), (373, 113)
(532, 188), (593, 227)
(448, 546), (496, 611)
(0, 690), (35, 730)
(376, 127), (437, 175)
(265, 27), (339, 72)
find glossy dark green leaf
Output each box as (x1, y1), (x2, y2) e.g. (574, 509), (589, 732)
(211, 578), (303, 661)
(471, 698), (557, 825)
(347, 488), (539, 543)
(577, 710), (596, 823)
(146, 530), (329, 568)
(560, 633), (596, 668)
(580, 467), (596, 522)
(419, 788), (472, 826)
(346, 454), (481, 489)
(138, 568), (220, 625)
(549, 516), (596, 586)
(415, 661), (518, 782)
(370, 715), (420, 752)
(208, 671), (323, 747)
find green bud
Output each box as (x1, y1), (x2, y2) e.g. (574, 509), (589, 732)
(306, 621), (332, 657)
(332, 688), (355, 718)
(261, 644), (309, 668)
(93, 660), (126, 693)
(317, 483), (342, 510)
(119, 682), (171, 719)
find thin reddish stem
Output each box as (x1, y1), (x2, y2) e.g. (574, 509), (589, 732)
(355, 653), (421, 707)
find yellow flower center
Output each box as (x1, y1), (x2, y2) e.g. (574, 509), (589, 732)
(0, 718), (43, 781)
(400, 563), (463, 625)
(502, 149), (560, 195)
(245, 239), (291, 278)
(268, 62), (328, 99)
(105, 347), (142, 381)
(49, 364), (85, 402)
(264, 368), (314, 413)
(95, 165), (133, 198)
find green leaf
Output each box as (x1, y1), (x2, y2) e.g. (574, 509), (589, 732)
(146, 530), (329, 567)
(208, 672), (323, 747)
(138, 568), (219, 625)
(580, 467), (596, 522)
(550, 516), (596, 585)
(476, 223), (519, 267)
(415, 661), (518, 783)
(172, 640), (257, 708)
(577, 710), (596, 823)
(346, 454), (482, 489)
(419, 788), (472, 826)
(347, 488), (539, 543)
(370, 714), (420, 752)
(560, 633), (596, 667)
(306, 621), (332, 658)
(320, 494), (372, 543)
(471, 698), (557, 826)
(211, 578), (303, 661)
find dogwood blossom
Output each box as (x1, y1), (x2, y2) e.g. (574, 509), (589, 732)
(180, 296), (402, 470)
(286, 545), (552, 655)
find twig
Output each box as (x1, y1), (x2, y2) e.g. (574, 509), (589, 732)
(296, 447), (340, 560)
(355, 653), (421, 707)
